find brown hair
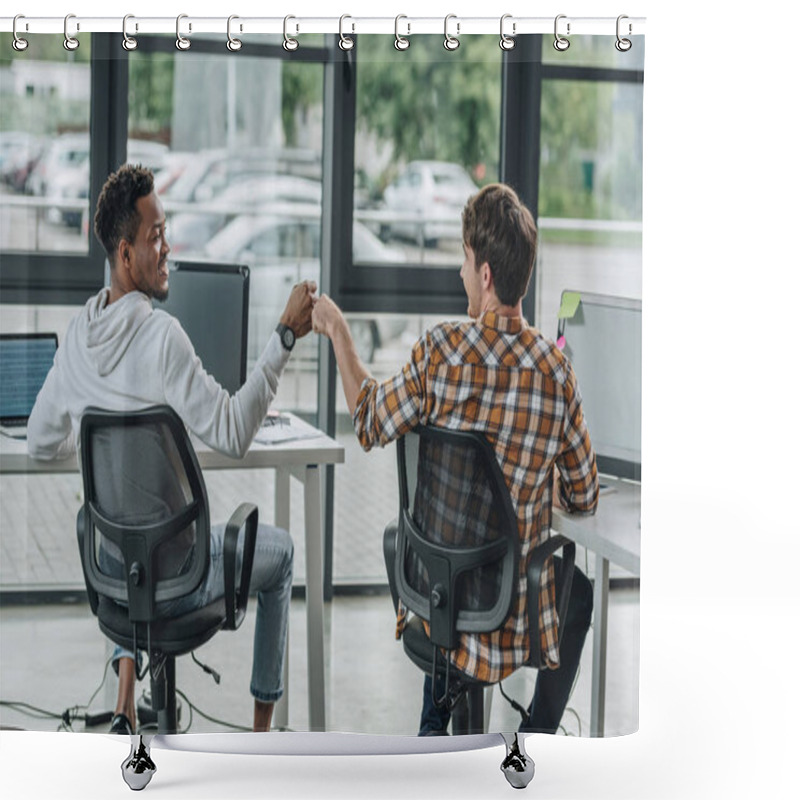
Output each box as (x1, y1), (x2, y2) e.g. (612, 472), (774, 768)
(93, 164), (155, 265)
(461, 183), (538, 306)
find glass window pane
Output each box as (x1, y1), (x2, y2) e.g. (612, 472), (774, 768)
(332, 312), (468, 583)
(0, 36), (92, 253)
(0, 304), (78, 340)
(127, 50), (324, 415)
(536, 79), (643, 337)
(543, 33), (645, 70)
(353, 36), (501, 267)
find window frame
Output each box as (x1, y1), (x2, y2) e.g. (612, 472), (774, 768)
(0, 33), (330, 305)
(0, 32), (644, 599)
(330, 36), (644, 321)
(0, 36), (127, 305)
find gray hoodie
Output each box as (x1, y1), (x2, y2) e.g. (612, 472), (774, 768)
(27, 288), (289, 461)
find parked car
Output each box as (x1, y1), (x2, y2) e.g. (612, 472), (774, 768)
(380, 160), (478, 247)
(0, 132), (45, 192)
(159, 149), (284, 205)
(25, 132), (88, 200)
(33, 135), (169, 227)
(199, 204), (406, 363)
(166, 175), (323, 255)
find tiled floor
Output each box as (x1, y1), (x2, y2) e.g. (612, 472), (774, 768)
(1, 423), (639, 739)
(0, 587), (639, 737)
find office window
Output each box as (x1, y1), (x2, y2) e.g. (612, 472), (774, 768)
(352, 36), (501, 267)
(536, 78), (643, 338)
(127, 47), (324, 414)
(0, 35), (92, 254)
(542, 32), (646, 70)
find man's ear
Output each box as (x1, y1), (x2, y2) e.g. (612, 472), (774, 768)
(480, 261), (493, 290)
(117, 239), (131, 270)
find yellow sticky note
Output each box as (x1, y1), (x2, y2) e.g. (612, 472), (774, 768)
(557, 291), (581, 319)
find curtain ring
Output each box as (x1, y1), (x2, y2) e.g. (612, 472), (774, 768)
(394, 15), (410, 51)
(499, 14), (516, 51)
(227, 15), (242, 51)
(12, 15), (29, 52)
(175, 14), (191, 50)
(63, 14), (79, 51)
(339, 14), (354, 51)
(122, 14), (138, 51)
(553, 14), (570, 52)
(283, 15), (299, 51)
(443, 14), (460, 51)
(615, 15), (632, 52)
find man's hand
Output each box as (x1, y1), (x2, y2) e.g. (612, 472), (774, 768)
(312, 294), (370, 416)
(280, 280), (317, 338)
(312, 294), (345, 340)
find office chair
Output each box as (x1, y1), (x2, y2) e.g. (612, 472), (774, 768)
(383, 426), (576, 749)
(76, 405), (258, 790)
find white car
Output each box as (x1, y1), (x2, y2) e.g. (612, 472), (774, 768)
(36, 135), (169, 227)
(25, 133), (88, 200)
(381, 160), (478, 247)
(166, 175), (323, 256)
(199, 205), (406, 363)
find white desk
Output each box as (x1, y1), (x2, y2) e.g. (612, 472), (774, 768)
(0, 413), (344, 733)
(552, 476), (640, 737)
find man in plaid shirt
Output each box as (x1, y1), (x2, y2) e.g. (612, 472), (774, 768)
(312, 183), (598, 734)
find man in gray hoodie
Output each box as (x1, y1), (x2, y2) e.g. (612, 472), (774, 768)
(28, 164), (316, 734)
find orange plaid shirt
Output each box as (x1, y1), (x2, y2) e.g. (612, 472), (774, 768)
(353, 310), (598, 681)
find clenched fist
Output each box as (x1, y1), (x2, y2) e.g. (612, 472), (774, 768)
(280, 280), (317, 338)
(311, 294), (345, 340)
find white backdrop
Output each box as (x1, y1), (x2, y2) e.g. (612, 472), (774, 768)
(2, 1), (799, 798)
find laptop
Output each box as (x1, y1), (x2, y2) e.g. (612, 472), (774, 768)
(0, 333), (59, 439)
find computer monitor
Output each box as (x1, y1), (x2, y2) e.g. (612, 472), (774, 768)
(153, 262), (250, 395)
(559, 291), (641, 481)
(0, 333), (58, 427)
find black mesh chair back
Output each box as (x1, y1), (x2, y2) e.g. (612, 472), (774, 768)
(80, 406), (210, 623)
(77, 405), (258, 733)
(395, 426), (520, 651)
(387, 424), (576, 734)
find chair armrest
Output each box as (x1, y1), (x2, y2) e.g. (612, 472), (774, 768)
(222, 502), (259, 630)
(526, 534), (576, 670)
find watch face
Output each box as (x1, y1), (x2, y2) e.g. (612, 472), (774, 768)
(282, 327), (295, 349)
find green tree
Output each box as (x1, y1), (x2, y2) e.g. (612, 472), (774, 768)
(355, 35), (501, 186)
(281, 61), (322, 148)
(128, 53), (175, 142)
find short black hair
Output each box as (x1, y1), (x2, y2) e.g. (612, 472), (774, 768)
(93, 164), (154, 265)
(461, 184), (538, 306)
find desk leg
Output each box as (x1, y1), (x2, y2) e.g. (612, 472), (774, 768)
(304, 465), (326, 731)
(273, 469), (291, 731)
(590, 556), (609, 737)
(483, 685), (494, 733)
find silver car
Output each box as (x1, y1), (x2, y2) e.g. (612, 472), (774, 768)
(200, 205), (406, 363)
(381, 160), (478, 247)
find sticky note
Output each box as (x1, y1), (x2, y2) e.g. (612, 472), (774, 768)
(557, 291), (581, 319)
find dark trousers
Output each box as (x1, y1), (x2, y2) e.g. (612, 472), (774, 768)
(383, 524), (593, 735)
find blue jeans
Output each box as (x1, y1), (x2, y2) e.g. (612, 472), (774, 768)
(418, 558), (594, 735)
(111, 522), (293, 703)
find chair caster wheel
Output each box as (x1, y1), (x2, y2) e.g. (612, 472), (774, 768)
(500, 733), (534, 789)
(121, 735), (157, 791)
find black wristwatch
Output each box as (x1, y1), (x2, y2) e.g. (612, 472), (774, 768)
(276, 322), (296, 352)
